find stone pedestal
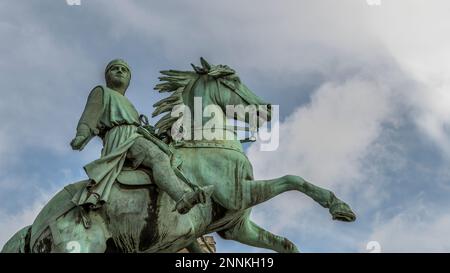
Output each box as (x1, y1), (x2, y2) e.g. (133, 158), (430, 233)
(178, 236), (216, 253)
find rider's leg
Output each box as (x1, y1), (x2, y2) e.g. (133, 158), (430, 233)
(217, 211), (299, 253)
(128, 138), (185, 200)
(237, 175), (355, 221)
(127, 137), (212, 214)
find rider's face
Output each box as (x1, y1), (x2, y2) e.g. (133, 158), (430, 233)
(106, 64), (131, 90)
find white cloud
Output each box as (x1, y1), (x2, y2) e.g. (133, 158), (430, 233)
(248, 76), (392, 190)
(97, 0), (384, 76)
(245, 75), (395, 250)
(1, 0), (450, 252)
(0, 5), (97, 171)
(97, 0), (450, 158)
(0, 165), (88, 250)
(358, 1), (450, 158)
(0, 186), (60, 249)
(220, 0), (450, 251)
(368, 200), (450, 252)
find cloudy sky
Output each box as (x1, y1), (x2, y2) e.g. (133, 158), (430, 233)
(1, 0), (450, 252)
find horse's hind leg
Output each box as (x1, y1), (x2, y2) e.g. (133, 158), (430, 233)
(217, 212), (299, 253)
(36, 207), (109, 253)
(239, 175), (356, 222)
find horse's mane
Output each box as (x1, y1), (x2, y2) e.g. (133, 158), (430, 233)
(152, 58), (239, 139)
(152, 69), (196, 138)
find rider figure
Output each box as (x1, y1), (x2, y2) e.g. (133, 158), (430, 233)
(70, 59), (213, 214)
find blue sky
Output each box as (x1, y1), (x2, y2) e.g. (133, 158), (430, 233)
(1, 0), (450, 252)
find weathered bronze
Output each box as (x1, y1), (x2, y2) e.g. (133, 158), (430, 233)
(70, 58), (213, 215)
(1, 58), (355, 253)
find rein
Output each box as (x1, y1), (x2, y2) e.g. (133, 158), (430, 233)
(179, 125), (257, 144)
(174, 139), (245, 155)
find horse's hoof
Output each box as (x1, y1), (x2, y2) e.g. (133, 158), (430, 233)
(329, 199), (356, 222)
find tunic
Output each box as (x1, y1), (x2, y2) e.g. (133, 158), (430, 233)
(75, 85), (141, 206)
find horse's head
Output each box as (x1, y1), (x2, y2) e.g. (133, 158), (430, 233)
(153, 58), (271, 141)
(192, 58), (272, 126)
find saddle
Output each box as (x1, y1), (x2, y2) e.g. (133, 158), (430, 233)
(116, 168), (153, 186)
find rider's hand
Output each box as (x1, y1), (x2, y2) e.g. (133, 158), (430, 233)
(71, 124), (92, 150)
(70, 136), (87, 150)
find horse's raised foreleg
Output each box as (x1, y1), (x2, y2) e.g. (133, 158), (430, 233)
(217, 212), (299, 253)
(239, 175), (355, 222)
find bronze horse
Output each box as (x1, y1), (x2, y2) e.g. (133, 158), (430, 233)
(2, 59), (355, 253)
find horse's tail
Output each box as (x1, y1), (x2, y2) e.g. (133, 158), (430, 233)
(1, 225), (32, 253)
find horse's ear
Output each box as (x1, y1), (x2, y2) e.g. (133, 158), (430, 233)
(191, 63), (204, 74)
(200, 57), (211, 71)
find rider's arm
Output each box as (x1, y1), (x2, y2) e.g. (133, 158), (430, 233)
(70, 86), (103, 150)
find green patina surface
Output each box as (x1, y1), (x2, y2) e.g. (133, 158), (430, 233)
(1, 58), (356, 253)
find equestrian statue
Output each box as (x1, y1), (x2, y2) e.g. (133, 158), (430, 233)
(1, 58), (356, 253)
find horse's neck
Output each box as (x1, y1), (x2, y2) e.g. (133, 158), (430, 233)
(182, 95), (239, 141)
(185, 115), (239, 142)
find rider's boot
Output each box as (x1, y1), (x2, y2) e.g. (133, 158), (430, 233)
(174, 185), (214, 214)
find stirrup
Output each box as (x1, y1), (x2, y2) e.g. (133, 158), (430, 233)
(78, 206), (91, 229)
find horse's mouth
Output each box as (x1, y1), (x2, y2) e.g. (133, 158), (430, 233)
(257, 104), (272, 124)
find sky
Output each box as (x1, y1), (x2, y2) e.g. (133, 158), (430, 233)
(1, 0), (450, 252)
